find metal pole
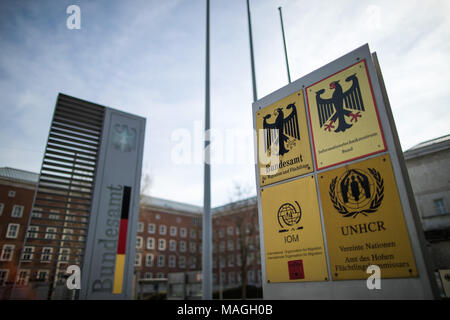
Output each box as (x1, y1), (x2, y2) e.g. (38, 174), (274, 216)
(246, 0), (258, 102)
(278, 6), (291, 83)
(202, 0), (212, 300)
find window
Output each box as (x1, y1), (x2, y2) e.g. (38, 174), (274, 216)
(145, 254), (154, 267)
(147, 237), (155, 250)
(180, 241), (186, 252)
(41, 247), (53, 263)
(0, 203), (4, 216)
(16, 270), (30, 286)
(27, 226), (39, 239)
(189, 242), (196, 253)
(227, 226), (234, 236)
(228, 272), (235, 285)
(158, 239), (166, 251)
(159, 225), (167, 235)
(169, 255), (176, 268)
(179, 256), (186, 268)
(148, 223), (155, 234)
(227, 240), (234, 251)
(157, 255), (165, 267)
(190, 229), (196, 239)
(22, 246), (35, 261)
(32, 208), (42, 218)
(155, 214), (161, 220)
(11, 205), (24, 218)
(8, 190), (16, 197)
(36, 270), (49, 281)
(134, 253), (142, 267)
(219, 241), (225, 252)
(219, 228), (224, 238)
(144, 272), (152, 279)
(228, 254), (234, 267)
(6, 224), (20, 239)
(0, 245), (14, 261)
(137, 222), (144, 233)
(0, 270), (9, 286)
(136, 236), (143, 249)
(59, 248), (70, 262)
(169, 239), (177, 252)
(62, 228), (73, 241)
(248, 270), (255, 283)
(434, 199), (447, 215)
(180, 228), (187, 238)
(170, 226), (177, 236)
(45, 227), (57, 240)
(189, 256), (196, 269)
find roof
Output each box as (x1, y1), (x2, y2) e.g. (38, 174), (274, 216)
(404, 134), (450, 160)
(141, 195), (203, 215)
(0, 167), (39, 184)
(212, 196), (257, 214)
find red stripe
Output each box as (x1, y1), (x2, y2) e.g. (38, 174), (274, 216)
(117, 219), (128, 254)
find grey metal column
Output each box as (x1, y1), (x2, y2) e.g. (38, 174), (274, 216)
(247, 0), (258, 102)
(202, 0), (212, 300)
(278, 6), (291, 83)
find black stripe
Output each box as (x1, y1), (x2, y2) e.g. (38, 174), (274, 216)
(121, 186), (131, 220)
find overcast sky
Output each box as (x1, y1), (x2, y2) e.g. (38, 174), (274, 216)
(0, 0), (449, 207)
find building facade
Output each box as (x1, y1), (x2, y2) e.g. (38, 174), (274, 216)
(404, 134), (450, 296)
(0, 167), (38, 299)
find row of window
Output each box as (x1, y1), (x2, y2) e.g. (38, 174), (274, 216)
(0, 269), (61, 287)
(0, 204), (24, 218)
(213, 269), (261, 286)
(215, 224), (258, 238)
(1, 224), (83, 241)
(137, 222), (199, 239)
(0, 244), (77, 263)
(136, 237), (200, 252)
(135, 253), (197, 269)
(213, 237), (259, 253)
(213, 252), (260, 268)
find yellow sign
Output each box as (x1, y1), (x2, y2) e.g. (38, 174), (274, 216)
(306, 60), (386, 170)
(261, 175), (328, 283)
(318, 154), (417, 280)
(256, 90), (313, 186)
(439, 269), (450, 298)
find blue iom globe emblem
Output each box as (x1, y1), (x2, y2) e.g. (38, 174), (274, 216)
(277, 201), (302, 233)
(112, 124), (137, 152)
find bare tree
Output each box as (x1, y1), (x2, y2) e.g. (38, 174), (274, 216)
(225, 182), (258, 300)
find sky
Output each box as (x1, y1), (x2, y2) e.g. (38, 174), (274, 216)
(0, 0), (449, 208)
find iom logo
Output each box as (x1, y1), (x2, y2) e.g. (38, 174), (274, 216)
(112, 124), (137, 152)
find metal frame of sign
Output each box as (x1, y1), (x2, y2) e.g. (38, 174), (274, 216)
(252, 44), (439, 299)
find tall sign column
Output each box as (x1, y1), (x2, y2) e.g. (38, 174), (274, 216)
(253, 44), (438, 299)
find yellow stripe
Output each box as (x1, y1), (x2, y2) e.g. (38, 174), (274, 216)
(113, 254), (126, 294)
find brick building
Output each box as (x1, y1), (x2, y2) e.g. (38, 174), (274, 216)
(0, 167), (39, 298)
(135, 196), (203, 282)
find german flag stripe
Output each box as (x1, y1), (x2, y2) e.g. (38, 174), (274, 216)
(113, 186), (131, 294)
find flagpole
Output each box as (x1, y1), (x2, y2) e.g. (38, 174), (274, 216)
(202, 0), (212, 300)
(278, 6), (291, 83)
(247, 0), (258, 102)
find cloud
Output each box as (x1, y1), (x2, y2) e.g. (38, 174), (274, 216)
(0, 0), (449, 207)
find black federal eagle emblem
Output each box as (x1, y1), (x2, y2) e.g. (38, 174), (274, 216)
(262, 103), (300, 156)
(316, 74), (365, 133)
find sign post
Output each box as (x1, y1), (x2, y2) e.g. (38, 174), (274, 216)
(253, 44), (438, 299)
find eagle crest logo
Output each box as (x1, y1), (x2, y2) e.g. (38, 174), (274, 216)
(329, 168), (384, 218)
(316, 74), (365, 133)
(112, 124), (137, 152)
(262, 103), (300, 156)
